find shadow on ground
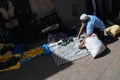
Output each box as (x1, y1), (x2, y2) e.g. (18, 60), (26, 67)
(0, 54), (72, 80)
(95, 47), (111, 59)
(104, 34), (120, 46)
(95, 34), (120, 59)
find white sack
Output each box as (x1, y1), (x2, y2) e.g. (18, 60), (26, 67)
(85, 33), (106, 58)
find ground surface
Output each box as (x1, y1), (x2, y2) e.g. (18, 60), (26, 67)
(0, 36), (120, 80)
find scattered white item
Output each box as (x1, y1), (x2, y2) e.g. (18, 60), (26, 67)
(49, 37), (89, 66)
(42, 24), (59, 33)
(85, 33), (106, 58)
(74, 43), (80, 48)
(57, 40), (63, 44)
(80, 33), (86, 39)
(73, 37), (78, 41)
(48, 42), (57, 47)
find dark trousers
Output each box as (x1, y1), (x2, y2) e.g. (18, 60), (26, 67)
(94, 28), (113, 45)
(94, 28), (105, 41)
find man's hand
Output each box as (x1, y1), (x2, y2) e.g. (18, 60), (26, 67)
(77, 35), (80, 39)
(77, 26), (84, 39)
(79, 41), (84, 49)
(79, 34), (91, 49)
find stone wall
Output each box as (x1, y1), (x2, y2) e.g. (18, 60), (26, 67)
(28, 0), (87, 28)
(55, 0), (87, 28)
(28, 0), (55, 18)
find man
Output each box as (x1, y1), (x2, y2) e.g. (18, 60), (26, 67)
(77, 14), (105, 48)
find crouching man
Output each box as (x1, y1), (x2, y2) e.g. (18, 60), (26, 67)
(77, 14), (105, 48)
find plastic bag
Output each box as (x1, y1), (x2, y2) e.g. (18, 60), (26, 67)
(105, 25), (120, 37)
(20, 44), (51, 64)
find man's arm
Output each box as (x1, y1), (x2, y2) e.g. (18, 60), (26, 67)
(77, 26), (84, 39)
(79, 34), (91, 48)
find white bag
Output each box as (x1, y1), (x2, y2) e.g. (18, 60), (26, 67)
(85, 33), (106, 58)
